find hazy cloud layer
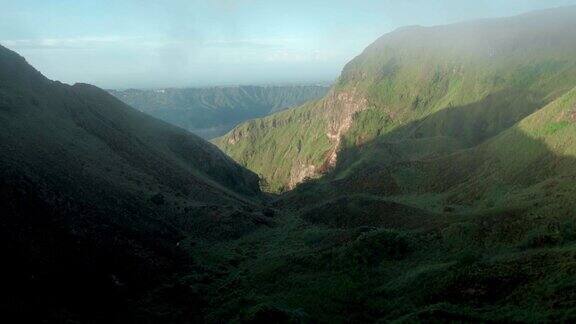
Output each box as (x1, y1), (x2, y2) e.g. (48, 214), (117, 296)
(2, 0), (576, 88)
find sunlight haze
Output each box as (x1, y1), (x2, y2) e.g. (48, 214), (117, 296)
(3, 0), (576, 88)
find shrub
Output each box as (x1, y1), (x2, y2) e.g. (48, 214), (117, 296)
(519, 229), (561, 249)
(150, 193), (166, 205)
(345, 230), (411, 265)
(241, 304), (309, 324)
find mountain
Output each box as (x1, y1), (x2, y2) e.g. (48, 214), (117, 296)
(217, 6), (576, 193)
(235, 82), (576, 324)
(198, 7), (576, 322)
(109, 85), (329, 139)
(8, 6), (576, 323)
(0, 44), (269, 322)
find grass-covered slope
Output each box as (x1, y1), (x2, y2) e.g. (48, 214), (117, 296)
(0, 44), (270, 322)
(110, 85), (328, 139)
(216, 99), (334, 191)
(196, 89), (576, 323)
(201, 11), (576, 320)
(218, 6), (576, 193)
(419, 86), (576, 211)
(196, 199), (576, 322)
(282, 87), (576, 212)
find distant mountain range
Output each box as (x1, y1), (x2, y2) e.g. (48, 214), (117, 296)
(109, 85), (329, 139)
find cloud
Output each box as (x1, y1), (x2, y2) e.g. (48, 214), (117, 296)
(1, 36), (161, 50)
(1, 35), (296, 52)
(265, 49), (339, 63)
(208, 0), (256, 12)
(205, 39), (281, 49)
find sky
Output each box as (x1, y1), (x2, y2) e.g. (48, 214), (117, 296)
(2, 0), (576, 89)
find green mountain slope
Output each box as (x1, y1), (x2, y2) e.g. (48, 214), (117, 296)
(199, 82), (576, 324)
(109, 85), (328, 139)
(0, 44), (269, 322)
(198, 11), (576, 321)
(283, 86), (576, 209)
(218, 6), (576, 193)
(417, 86), (576, 211)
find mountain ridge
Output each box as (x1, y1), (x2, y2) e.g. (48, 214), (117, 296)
(109, 84), (329, 139)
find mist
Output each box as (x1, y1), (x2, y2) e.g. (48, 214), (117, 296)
(3, 0), (576, 88)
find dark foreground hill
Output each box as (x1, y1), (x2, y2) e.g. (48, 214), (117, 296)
(0, 44), (269, 322)
(109, 85), (328, 139)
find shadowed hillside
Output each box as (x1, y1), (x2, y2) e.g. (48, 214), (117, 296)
(0, 44), (271, 322)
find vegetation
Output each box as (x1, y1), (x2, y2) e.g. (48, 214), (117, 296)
(6, 5), (576, 324)
(206, 6), (576, 322)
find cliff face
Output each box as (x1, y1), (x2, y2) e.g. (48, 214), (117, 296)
(323, 88), (369, 169)
(286, 88), (369, 189)
(217, 86), (369, 192)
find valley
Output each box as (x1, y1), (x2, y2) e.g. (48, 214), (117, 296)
(4, 4), (576, 323)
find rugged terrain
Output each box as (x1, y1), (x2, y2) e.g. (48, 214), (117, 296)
(205, 6), (576, 322)
(110, 85), (328, 139)
(5, 5), (576, 324)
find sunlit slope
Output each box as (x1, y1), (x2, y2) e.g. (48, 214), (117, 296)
(218, 6), (576, 192)
(203, 88), (576, 324)
(283, 87), (576, 210)
(216, 99), (334, 191)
